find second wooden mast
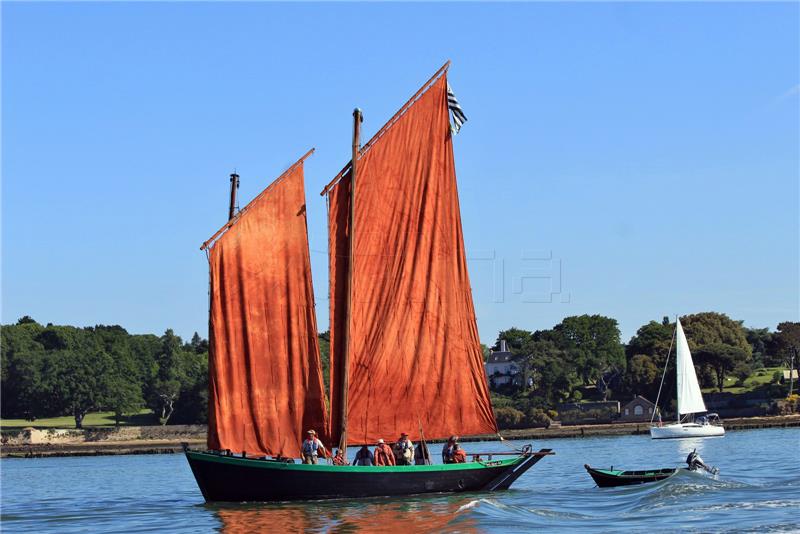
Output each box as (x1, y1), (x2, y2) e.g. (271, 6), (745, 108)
(338, 108), (362, 452)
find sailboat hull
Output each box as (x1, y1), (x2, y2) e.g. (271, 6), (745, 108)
(184, 448), (551, 502)
(649, 423), (725, 439)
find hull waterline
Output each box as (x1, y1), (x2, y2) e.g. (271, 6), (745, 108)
(650, 423), (725, 439)
(184, 448), (552, 502)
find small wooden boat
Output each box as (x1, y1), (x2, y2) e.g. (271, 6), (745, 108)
(584, 464), (677, 487)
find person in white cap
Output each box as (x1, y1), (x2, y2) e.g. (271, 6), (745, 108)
(374, 438), (395, 466)
(301, 429), (327, 464)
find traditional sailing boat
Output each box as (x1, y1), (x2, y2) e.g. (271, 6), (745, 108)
(183, 62), (552, 502)
(649, 318), (725, 439)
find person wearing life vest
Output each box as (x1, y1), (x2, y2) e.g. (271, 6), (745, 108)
(451, 442), (467, 464)
(332, 448), (349, 466)
(301, 429), (328, 465)
(374, 439), (395, 466)
(354, 444), (375, 466)
(393, 432), (415, 465)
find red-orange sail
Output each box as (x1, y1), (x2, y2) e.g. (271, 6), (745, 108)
(326, 72), (498, 445)
(204, 154), (328, 457)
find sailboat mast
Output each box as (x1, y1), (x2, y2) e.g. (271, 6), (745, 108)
(338, 108), (362, 451)
(675, 315), (681, 424)
(228, 172), (240, 221)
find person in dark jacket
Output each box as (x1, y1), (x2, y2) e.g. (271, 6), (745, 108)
(414, 441), (431, 465)
(442, 435), (458, 463)
(353, 445), (374, 466)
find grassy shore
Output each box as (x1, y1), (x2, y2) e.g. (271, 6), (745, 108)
(0, 410), (154, 429)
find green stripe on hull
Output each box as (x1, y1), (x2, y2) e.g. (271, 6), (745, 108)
(186, 451), (520, 473)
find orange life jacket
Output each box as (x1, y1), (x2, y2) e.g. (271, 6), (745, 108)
(452, 449), (467, 463)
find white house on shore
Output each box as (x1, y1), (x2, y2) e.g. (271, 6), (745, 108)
(485, 340), (523, 389)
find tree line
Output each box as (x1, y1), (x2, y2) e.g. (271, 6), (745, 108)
(1, 316), (208, 428)
(487, 313), (799, 428)
(2, 313), (797, 429)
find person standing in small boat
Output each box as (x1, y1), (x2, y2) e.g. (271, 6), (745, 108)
(301, 430), (328, 465)
(374, 439), (395, 466)
(393, 433), (414, 465)
(353, 444), (374, 466)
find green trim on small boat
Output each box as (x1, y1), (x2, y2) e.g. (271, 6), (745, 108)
(592, 469), (625, 476)
(592, 468), (674, 476)
(186, 450), (521, 473)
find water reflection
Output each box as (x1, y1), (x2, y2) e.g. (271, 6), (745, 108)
(212, 494), (481, 533)
(675, 437), (712, 457)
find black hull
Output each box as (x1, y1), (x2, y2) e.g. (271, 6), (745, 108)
(185, 449), (551, 502)
(584, 464), (677, 488)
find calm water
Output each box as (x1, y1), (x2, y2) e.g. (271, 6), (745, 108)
(1, 428), (798, 533)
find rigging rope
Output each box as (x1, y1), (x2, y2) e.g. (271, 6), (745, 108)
(650, 323), (677, 424)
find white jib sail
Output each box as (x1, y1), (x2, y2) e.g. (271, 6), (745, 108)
(676, 318), (707, 415)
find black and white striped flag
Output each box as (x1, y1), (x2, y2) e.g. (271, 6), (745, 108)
(447, 83), (467, 134)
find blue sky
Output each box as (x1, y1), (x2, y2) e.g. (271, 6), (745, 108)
(3, 2), (798, 344)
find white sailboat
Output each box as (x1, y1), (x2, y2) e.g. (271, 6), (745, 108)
(650, 318), (725, 439)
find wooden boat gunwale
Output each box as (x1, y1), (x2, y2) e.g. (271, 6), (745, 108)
(187, 449), (527, 473)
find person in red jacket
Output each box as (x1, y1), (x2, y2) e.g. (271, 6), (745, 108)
(374, 439), (396, 466)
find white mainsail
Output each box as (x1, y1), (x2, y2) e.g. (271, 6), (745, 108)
(675, 319), (707, 415)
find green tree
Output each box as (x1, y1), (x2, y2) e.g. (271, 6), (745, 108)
(188, 332), (209, 354)
(107, 374), (144, 426)
(624, 354), (660, 399)
(775, 322), (800, 367)
(1, 320), (47, 419)
(694, 343), (750, 392)
(494, 406), (525, 429)
(550, 315), (625, 392)
(520, 337), (579, 405)
(44, 349), (114, 428)
(626, 320), (675, 367)
(745, 327), (776, 367)
(494, 328), (533, 354)
(681, 312), (753, 391)
(680, 313), (752, 354)
(148, 329), (186, 425)
(775, 322), (800, 395)
(170, 351), (209, 425)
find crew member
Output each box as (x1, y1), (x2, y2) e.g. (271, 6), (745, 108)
(393, 432), (415, 465)
(301, 430), (327, 465)
(374, 439), (395, 466)
(332, 448), (349, 466)
(442, 435), (458, 463)
(451, 442), (467, 463)
(414, 441), (431, 465)
(354, 444), (374, 466)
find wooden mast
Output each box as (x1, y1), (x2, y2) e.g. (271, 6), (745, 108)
(228, 172), (240, 221)
(339, 108), (362, 452)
